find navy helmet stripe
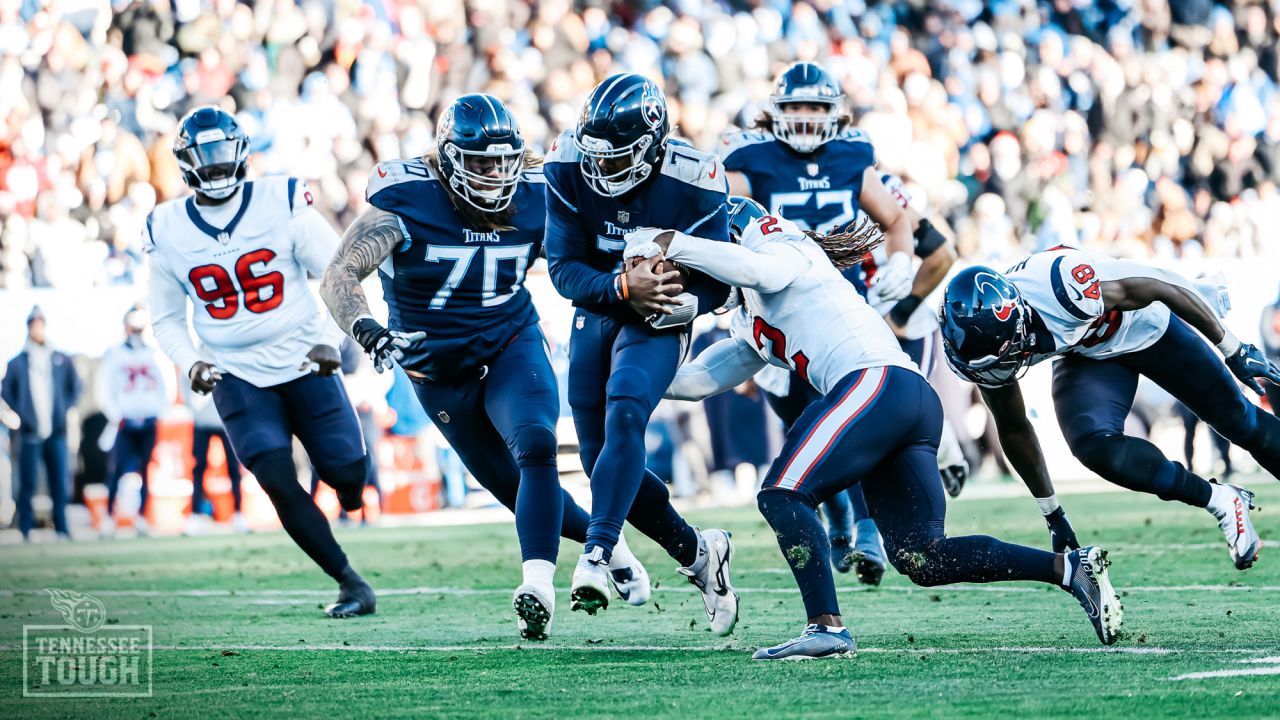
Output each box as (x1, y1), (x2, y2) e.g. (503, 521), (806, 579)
(1049, 255), (1093, 321)
(287, 177), (297, 212)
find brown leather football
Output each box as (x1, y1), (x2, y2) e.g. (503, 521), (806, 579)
(623, 256), (689, 293)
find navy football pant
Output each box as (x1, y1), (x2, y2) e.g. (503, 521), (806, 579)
(765, 334), (937, 545)
(213, 372), (367, 581)
(758, 366), (1059, 619)
(568, 310), (699, 566)
(411, 325), (589, 563)
(106, 418), (157, 516)
(1053, 318), (1280, 507)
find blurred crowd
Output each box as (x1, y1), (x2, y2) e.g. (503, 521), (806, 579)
(4, 0), (1280, 291)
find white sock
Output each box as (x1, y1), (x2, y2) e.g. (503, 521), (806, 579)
(522, 559), (555, 589)
(610, 533), (636, 568)
(1060, 554), (1073, 587)
(1035, 495), (1060, 516)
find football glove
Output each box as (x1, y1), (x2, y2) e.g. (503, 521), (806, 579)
(1224, 343), (1280, 396)
(868, 251), (912, 304)
(352, 317), (426, 374)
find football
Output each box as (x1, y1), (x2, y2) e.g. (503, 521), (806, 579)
(624, 255), (690, 293)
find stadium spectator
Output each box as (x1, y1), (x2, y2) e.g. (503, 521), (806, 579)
(97, 308), (172, 537)
(1, 306), (82, 541)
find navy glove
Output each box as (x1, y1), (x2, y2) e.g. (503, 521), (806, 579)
(1225, 343), (1280, 396)
(352, 318), (426, 373)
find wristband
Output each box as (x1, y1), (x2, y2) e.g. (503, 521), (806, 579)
(619, 272), (630, 301)
(613, 274), (624, 301)
(888, 295), (923, 326)
(913, 218), (948, 256)
(1216, 329), (1241, 357)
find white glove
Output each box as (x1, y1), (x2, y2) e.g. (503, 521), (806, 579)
(623, 227), (668, 261)
(870, 252), (912, 303)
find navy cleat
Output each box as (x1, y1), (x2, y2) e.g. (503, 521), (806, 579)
(1208, 481), (1261, 571)
(326, 571), (376, 618)
(1045, 506), (1081, 554)
(1065, 546), (1122, 645)
(753, 624), (856, 660)
(830, 535), (855, 574)
(853, 519), (885, 586)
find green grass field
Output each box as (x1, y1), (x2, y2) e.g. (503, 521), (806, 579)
(3, 482), (1280, 719)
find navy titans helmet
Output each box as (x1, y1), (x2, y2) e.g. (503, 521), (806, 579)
(769, 62), (844, 153)
(727, 196), (768, 243)
(436, 93), (526, 213)
(574, 73), (670, 197)
(939, 266), (1037, 387)
(174, 106), (250, 200)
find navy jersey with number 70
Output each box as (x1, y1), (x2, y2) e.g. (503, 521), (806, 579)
(366, 158), (544, 378)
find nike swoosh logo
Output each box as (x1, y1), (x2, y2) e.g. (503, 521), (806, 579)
(1067, 284), (1084, 302)
(376, 166), (387, 178)
(708, 163), (718, 179)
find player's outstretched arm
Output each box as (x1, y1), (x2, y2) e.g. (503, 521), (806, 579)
(859, 168), (914, 302)
(978, 383), (1056, 499)
(1102, 276), (1280, 394)
(666, 334), (767, 402)
(321, 207), (404, 334)
(625, 228), (809, 294)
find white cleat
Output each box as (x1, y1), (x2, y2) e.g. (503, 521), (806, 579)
(99, 516), (116, 539)
(133, 517), (150, 538)
(183, 514), (207, 537)
(608, 534), (651, 606)
(513, 582), (555, 641)
(232, 512), (251, 534)
(1209, 482), (1261, 571)
(570, 549), (610, 615)
(678, 528), (739, 636)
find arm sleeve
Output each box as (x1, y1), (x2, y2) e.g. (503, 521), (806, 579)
(544, 174), (619, 306)
(147, 251), (205, 377)
(290, 207), (351, 350)
(665, 232), (811, 294)
(666, 335), (767, 401)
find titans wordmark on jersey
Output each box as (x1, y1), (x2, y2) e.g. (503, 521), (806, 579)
(719, 128), (875, 234)
(1005, 246), (1171, 364)
(730, 214), (915, 396)
(366, 158), (544, 378)
(145, 176), (345, 387)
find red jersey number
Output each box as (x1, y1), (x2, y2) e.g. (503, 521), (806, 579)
(752, 316), (810, 383)
(189, 249), (285, 320)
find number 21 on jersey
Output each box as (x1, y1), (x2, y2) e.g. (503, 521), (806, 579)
(753, 316), (810, 382)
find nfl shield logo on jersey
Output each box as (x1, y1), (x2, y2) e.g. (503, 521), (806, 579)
(806, 163), (820, 177)
(617, 210), (630, 223)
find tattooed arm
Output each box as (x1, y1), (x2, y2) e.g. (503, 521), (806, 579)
(321, 207), (404, 333)
(321, 207), (425, 372)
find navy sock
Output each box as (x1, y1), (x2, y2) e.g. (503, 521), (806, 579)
(626, 470), (699, 567)
(515, 465), (563, 563)
(584, 397), (650, 558)
(758, 489), (839, 619)
(251, 449), (350, 581)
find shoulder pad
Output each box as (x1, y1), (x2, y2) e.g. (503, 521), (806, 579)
(521, 168), (546, 185)
(660, 141), (728, 193)
(285, 177), (315, 215)
(835, 127), (872, 145)
(1042, 249), (1105, 322)
(367, 158), (436, 201)
(543, 130), (581, 165)
(246, 176), (293, 214)
(716, 130), (773, 162)
(740, 214), (805, 248)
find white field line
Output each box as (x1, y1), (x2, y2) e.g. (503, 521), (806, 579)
(0, 642), (1177, 655)
(4, 583), (1280, 599)
(1169, 666), (1280, 681)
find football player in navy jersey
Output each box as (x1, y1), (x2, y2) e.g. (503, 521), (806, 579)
(321, 95), (649, 641)
(719, 62), (921, 585)
(543, 73), (739, 635)
(148, 107), (375, 618)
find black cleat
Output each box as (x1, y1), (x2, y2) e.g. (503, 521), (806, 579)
(326, 573), (376, 618)
(513, 587), (553, 641)
(854, 553), (885, 586)
(940, 464), (967, 498)
(830, 536), (855, 574)
(1065, 546), (1122, 645)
